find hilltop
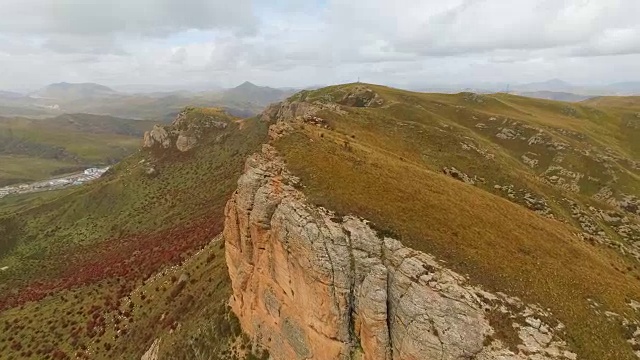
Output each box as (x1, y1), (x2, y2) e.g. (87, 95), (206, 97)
(0, 85), (639, 359)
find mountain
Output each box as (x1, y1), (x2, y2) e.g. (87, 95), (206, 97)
(31, 82), (118, 100)
(604, 82), (640, 94)
(0, 82), (292, 120)
(0, 90), (25, 100)
(515, 78), (573, 92)
(1, 85), (640, 359)
(221, 81), (293, 107)
(516, 90), (592, 102)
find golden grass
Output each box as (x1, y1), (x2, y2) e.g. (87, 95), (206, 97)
(275, 84), (640, 359)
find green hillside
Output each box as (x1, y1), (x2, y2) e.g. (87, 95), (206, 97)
(271, 84), (640, 359)
(0, 114), (156, 186)
(0, 108), (269, 359)
(1, 85), (639, 359)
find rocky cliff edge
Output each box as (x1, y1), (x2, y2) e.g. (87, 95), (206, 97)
(223, 142), (578, 360)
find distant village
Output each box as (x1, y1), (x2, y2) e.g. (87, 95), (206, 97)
(0, 167), (110, 199)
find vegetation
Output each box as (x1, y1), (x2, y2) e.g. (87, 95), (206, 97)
(0, 114), (157, 185)
(1, 84), (639, 359)
(0, 108), (269, 358)
(275, 83), (640, 359)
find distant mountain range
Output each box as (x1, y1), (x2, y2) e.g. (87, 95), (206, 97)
(0, 81), (295, 120)
(30, 82), (118, 100)
(417, 78), (640, 100)
(515, 91), (593, 102)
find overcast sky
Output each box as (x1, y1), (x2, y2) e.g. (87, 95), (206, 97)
(1, 0), (639, 91)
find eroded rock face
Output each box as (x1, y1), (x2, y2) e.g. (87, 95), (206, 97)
(224, 144), (574, 360)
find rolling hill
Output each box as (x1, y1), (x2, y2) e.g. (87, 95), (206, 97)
(0, 85), (639, 359)
(0, 114), (156, 186)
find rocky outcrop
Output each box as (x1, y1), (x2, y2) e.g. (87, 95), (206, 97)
(338, 86), (384, 107)
(143, 125), (171, 149)
(175, 134), (198, 152)
(442, 166), (479, 185)
(141, 338), (160, 360)
(224, 144), (575, 360)
(142, 108), (229, 152)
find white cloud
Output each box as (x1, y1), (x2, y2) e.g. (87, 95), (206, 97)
(0, 0), (639, 90)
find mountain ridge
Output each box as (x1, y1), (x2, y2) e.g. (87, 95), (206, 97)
(1, 84), (640, 359)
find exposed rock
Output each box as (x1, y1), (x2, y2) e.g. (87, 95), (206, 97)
(144, 166), (158, 178)
(268, 121), (294, 140)
(496, 128), (520, 140)
(528, 133), (548, 146)
(143, 125), (171, 149)
(561, 106), (579, 118)
(141, 338), (161, 360)
(462, 92), (485, 104)
(224, 144), (572, 360)
(521, 153), (539, 168)
(175, 134), (197, 152)
(261, 99), (343, 124)
(339, 86), (384, 107)
(542, 166), (583, 193)
(142, 108), (229, 152)
(494, 185), (553, 218)
(442, 167), (478, 185)
(303, 115), (330, 129)
(460, 141), (495, 160)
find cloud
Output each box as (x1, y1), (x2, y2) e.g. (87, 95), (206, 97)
(0, 0), (258, 36)
(0, 0), (640, 90)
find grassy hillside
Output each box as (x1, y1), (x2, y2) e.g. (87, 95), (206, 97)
(582, 96), (640, 112)
(0, 108), (270, 359)
(1, 85), (639, 360)
(272, 84), (640, 359)
(0, 114), (157, 186)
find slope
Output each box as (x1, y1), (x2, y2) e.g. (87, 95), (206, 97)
(264, 84), (640, 359)
(0, 108), (270, 359)
(0, 114), (157, 186)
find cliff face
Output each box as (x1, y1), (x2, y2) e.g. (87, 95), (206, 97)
(224, 143), (576, 360)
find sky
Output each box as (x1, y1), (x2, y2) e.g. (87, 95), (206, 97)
(1, 0), (640, 91)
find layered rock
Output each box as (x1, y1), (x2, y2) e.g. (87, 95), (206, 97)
(224, 144), (575, 360)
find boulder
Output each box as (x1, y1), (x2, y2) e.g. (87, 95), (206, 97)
(176, 133), (197, 152)
(143, 125), (171, 149)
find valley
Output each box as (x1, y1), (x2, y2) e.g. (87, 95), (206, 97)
(0, 166), (109, 199)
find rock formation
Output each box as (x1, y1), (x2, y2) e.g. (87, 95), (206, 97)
(143, 125), (171, 149)
(224, 143), (575, 360)
(142, 108), (229, 152)
(141, 338), (161, 360)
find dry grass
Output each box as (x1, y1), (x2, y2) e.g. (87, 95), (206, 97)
(275, 84), (640, 359)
